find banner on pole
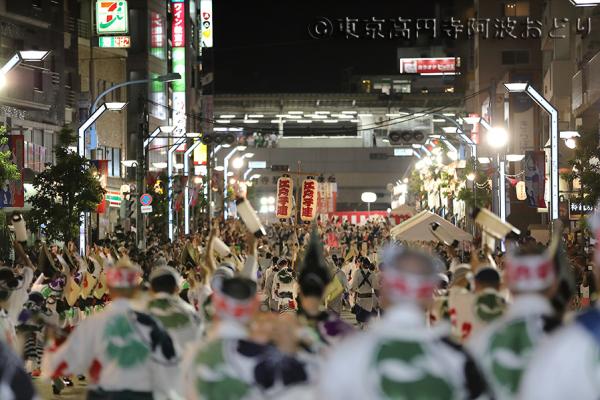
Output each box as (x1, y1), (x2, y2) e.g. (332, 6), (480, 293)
(276, 176), (293, 219)
(524, 151), (546, 208)
(301, 178), (318, 222)
(91, 160), (109, 213)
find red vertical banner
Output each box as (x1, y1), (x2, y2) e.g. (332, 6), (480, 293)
(330, 182), (338, 212)
(316, 181), (327, 214)
(524, 151), (546, 208)
(301, 178), (318, 222)
(171, 2), (185, 47)
(276, 176), (293, 219)
(91, 160), (109, 214)
(2, 135), (25, 208)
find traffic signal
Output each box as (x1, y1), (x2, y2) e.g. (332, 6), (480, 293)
(201, 133), (236, 145)
(388, 130), (427, 146)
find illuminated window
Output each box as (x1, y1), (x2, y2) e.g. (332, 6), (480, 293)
(361, 79), (372, 93)
(504, 2), (529, 17)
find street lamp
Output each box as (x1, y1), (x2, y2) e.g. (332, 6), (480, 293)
(504, 82), (559, 220)
(184, 140), (202, 235)
(222, 146), (246, 217)
(232, 157), (244, 169)
(144, 125), (175, 148)
(78, 102), (127, 154)
(561, 131), (580, 150)
(486, 127), (509, 148)
(569, 0), (600, 6)
(361, 192), (377, 215)
(78, 101), (127, 254)
(477, 117), (509, 221)
(243, 168), (254, 181)
(0, 50), (50, 88)
(87, 73), (181, 151)
(168, 136), (187, 241)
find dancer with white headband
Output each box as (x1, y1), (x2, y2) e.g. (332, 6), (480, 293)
(320, 245), (489, 399)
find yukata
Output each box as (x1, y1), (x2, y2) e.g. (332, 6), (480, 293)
(320, 303), (489, 399)
(467, 294), (559, 400)
(351, 268), (376, 324)
(519, 304), (600, 400)
(147, 292), (201, 351)
(43, 298), (181, 400)
(184, 319), (313, 400)
(271, 268), (297, 313)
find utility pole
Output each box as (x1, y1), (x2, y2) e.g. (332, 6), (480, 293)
(136, 95), (148, 249)
(489, 79), (498, 217)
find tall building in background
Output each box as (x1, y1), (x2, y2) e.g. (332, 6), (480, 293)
(0, 0), (79, 174)
(463, 0), (544, 231)
(77, 0), (129, 237)
(571, 6), (600, 133)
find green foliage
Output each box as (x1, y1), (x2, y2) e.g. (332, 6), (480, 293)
(456, 157), (492, 209)
(408, 170), (426, 204)
(0, 125), (20, 184)
(29, 126), (105, 242)
(148, 173), (168, 239)
(561, 129), (600, 207)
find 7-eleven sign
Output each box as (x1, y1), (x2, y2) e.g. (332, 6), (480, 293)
(96, 1), (129, 35)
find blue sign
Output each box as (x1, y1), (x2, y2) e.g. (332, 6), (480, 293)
(140, 193), (152, 206)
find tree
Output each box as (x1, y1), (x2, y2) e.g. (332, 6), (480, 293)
(0, 125), (20, 184)
(456, 157), (492, 210)
(147, 173), (168, 240)
(561, 129), (600, 207)
(0, 126), (20, 259)
(30, 127), (105, 243)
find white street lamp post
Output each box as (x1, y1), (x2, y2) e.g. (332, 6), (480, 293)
(477, 118), (509, 222)
(168, 137), (187, 241)
(570, 0), (600, 6)
(361, 192), (377, 216)
(504, 83), (559, 221)
(223, 146), (246, 218)
(77, 102), (127, 254)
(184, 140), (202, 235)
(0, 50), (50, 87)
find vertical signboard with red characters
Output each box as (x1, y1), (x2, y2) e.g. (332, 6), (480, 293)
(301, 178), (318, 222)
(276, 176), (293, 219)
(171, 0), (186, 151)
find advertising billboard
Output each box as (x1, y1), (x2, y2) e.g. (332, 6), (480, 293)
(200, 0), (213, 48)
(399, 57), (459, 75)
(96, 1), (129, 35)
(171, 0), (186, 151)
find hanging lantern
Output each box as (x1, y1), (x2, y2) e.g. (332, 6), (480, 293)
(275, 176), (293, 219)
(516, 181), (527, 201)
(300, 178), (318, 222)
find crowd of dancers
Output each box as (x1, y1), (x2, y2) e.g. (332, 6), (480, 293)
(1, 199), (600, 399)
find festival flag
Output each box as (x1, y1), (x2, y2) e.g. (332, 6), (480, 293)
(301, 178), (318, 222)
(276, 176), (293, 219)
(91, 160), (109, 214)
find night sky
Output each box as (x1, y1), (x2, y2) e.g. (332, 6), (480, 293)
(213, 1), (437, 93)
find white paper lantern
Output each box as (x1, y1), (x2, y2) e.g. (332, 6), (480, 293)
(516, 181), (527, 201)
